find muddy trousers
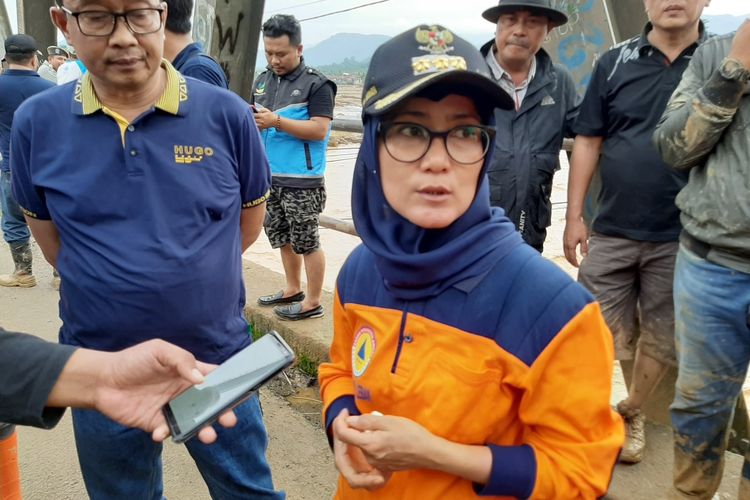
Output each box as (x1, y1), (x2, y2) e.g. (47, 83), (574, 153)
(671, 245), (750, 499)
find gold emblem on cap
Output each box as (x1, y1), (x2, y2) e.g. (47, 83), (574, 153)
(415, 26), (454, 55)
(363, 86), (378, 106)
(411, 26), (465, 76)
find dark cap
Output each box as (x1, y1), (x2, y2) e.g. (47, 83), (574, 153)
(362, 24), (514, 117)
(4, 34), (38, 55)
(47, 45), (70, 58)
(482, 0), (568, 27)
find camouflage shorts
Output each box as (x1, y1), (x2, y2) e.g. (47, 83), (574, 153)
(264, 185), (326, 255)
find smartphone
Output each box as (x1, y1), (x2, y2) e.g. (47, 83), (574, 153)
(163, 331), (295, 443)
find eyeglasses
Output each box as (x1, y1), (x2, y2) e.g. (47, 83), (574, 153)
(59, 6), (164, 37)
(378, 122), (494, 165)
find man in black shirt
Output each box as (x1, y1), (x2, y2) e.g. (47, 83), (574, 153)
(563, 0), (710, 464)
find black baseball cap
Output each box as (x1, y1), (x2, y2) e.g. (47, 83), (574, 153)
(361, 24), (514, 117)
(4, 34), (38, 55)
(482, 0), (568, 27)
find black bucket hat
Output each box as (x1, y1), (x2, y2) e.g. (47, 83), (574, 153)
(482, 0), (568, 27)
(361, 24), (514, 117)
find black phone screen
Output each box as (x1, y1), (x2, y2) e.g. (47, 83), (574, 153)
(165, 332), (294, 442)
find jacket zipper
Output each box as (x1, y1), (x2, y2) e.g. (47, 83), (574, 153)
(390, 308), (408, 374)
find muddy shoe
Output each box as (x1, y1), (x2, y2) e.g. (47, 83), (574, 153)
(0, 272), (36, 288)
(616, 400), (645, 463)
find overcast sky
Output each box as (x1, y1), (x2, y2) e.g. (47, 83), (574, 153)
(3, 0), (748, 46)
(265, 0), (747, 45)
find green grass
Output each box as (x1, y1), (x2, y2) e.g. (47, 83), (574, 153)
(249, 323), (263, 342)
(296, 354), (319, 379)
(248, 322), (320, 378)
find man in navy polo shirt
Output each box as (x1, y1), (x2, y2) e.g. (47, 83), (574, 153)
(563, 0), (710, 464)
(163, 0), (228, 87)
(0, 34), (54, 288)
(11, 1), (280, 498)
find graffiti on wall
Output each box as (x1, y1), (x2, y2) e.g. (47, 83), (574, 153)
(193, 0), (215, 52)
(213, 0), (246, 84)
(545, 0), (612, 93)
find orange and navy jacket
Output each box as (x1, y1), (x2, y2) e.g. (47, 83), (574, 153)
(319, 243), (624, 499)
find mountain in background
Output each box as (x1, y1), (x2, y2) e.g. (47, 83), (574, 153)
(304, 33), (390, 67)
(256, 33), (389, 71)
(255, 14), (746, 73)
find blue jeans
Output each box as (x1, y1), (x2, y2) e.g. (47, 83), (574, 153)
(671, 245), (750, 498)
(72, 395), (284, 499)
(0, 171), (30, 245)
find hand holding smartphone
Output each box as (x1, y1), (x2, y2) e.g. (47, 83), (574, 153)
(163, 331), (295, 443)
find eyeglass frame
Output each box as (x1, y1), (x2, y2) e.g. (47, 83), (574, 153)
(57, 5), (166, 37)
(377, 122), (496, 165)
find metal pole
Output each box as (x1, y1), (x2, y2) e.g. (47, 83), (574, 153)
(320, 214), (357, 237)
(210, 0), (265, 101)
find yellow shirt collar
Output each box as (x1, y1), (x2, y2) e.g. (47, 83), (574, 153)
(78, 59), (186, 116)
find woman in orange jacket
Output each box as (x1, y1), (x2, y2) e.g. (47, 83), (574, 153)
(319, 24), (624, 499)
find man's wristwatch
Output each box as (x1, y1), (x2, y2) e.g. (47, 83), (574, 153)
(719, 58), (750, 83)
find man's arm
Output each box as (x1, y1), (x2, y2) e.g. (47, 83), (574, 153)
(255, 111), (331, 141)
(562, 54), (609, 267)
(254, 79), (335, 141)
(241, 203), (266, 252)
(654, 25), (750, 170)
(25, 218), (59, 268)
(49, 339), (236, 443)
(563, 135), (603, 267)
(0, 331), (235, 442)
(0, 331), (76, 428)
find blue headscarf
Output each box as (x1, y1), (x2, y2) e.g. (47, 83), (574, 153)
(351, 115), (524, 301)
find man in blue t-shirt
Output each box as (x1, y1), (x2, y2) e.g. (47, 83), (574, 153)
(163, 0), (228, 88)
(0, 34), (54, 288)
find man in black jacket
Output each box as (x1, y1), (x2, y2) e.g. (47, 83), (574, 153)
(480, 0), (579, 252)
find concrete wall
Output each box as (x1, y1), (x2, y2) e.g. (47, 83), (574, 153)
(209, 0), (265, 101)
(544, 0), (648, 94)
(17, 0), (56, 54)
(0, 1), (11, 57)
